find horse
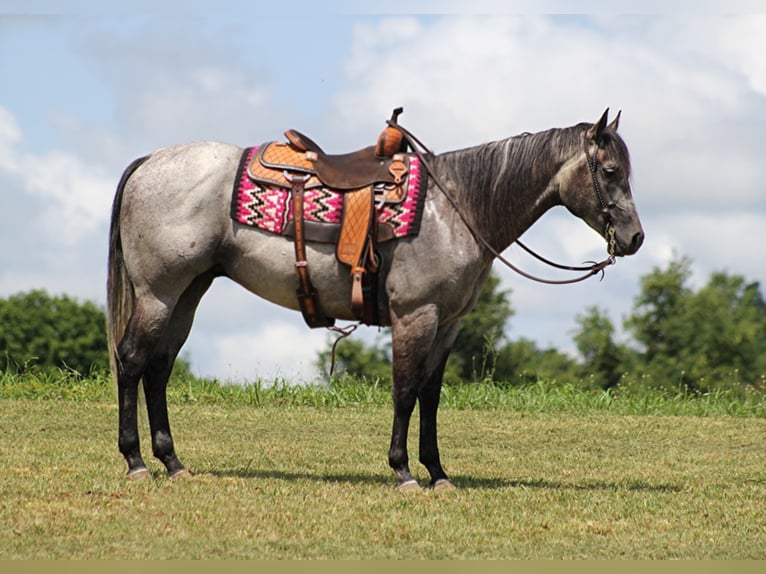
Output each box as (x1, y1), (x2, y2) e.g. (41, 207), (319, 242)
(106, 108), (644, 490)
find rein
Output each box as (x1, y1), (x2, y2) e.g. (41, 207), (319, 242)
(391, 119), (617, 285)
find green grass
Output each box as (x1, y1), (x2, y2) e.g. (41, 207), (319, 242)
(3, 368), (765, 417)
(1, 372), (765, 558)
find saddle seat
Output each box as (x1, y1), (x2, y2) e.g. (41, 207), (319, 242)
(283, 132), (390, 190)
(283, 107), (408, 190)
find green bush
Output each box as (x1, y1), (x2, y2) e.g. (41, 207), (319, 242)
(0, 290), (109, 374)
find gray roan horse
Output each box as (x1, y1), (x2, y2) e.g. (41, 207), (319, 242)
(107, 108), (644, 490)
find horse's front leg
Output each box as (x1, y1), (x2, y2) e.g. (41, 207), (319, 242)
(389, 376), (419, 490)
(389, 307), (437, 489)
(417, 322), (461, 489)
(388, 306), (454, 490)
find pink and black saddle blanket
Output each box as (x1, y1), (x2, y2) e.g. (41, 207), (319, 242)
(230, 145), (427, 244)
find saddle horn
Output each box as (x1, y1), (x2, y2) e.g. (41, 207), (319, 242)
(376, 107), (408, 157)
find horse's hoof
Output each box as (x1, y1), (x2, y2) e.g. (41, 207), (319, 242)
(397, 479), (421, 492)
(432, 478), (456, 490)
(126, 467), (151, 481)
(169, 468), (193, 480)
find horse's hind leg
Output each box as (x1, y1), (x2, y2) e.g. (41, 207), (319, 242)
(142, 271), (216, 478)
(117, 295), (173, 479)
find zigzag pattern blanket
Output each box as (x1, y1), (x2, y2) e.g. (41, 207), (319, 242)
(231, 146), (427, 241)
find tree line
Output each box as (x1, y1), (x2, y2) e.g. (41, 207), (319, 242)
(318, 256), (766, 393)
(1, 255), (764, 393)
(0, 290), (193, 378)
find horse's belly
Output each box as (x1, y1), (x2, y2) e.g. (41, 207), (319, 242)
(222, 228), (361, 321)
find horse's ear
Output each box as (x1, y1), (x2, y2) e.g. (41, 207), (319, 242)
(586, 108), (610, 142)
(607, 110), (621, 132)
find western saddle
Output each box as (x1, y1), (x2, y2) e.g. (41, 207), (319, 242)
(246, 107), (412, 328)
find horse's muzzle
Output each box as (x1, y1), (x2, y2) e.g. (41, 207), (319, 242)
(619, 230), (645, 256)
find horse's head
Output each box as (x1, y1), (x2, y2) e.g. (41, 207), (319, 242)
(558, 109), (644, 257)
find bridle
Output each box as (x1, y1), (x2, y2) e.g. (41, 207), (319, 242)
(585, 142), (618, 261)
(392, 119), (619, 285)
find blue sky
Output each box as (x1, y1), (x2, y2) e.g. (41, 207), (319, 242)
(2, 2), (765, 382)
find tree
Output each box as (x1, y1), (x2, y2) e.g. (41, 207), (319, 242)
(693, 273), (766, 383)
(573, 306), (633, 389)
(448, 272), (514, 381)
(0, 290), (109, 373)
(624, 257), (766, 391)
(625, 257), (693, 366)
(493, 338), (578, 386)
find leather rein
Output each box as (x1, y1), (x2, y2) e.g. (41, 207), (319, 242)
(391, 120), (618, 285)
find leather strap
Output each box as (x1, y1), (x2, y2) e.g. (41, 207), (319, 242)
(288, 173), (335, 328)
(360, 242), (380, 326)
(350, 266), (365, 319)
(336, 187), (376, 321)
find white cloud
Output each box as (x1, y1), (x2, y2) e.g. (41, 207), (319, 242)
(74, 26), (282, 151)
(205, 322), (329, 384)
(333, 15), (766, 185)
(0, 106), (114, 244)
(654, 212), (766, 281)
(0, 107), (22, 150)
(706, 16), (766, 97)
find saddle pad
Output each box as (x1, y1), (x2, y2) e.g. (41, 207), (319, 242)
(231, 146), (427, 240)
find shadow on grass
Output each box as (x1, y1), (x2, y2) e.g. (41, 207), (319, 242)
(207, 467), (392, 486)
(453, 475), (684, 493)
(204, 467), (682, 493)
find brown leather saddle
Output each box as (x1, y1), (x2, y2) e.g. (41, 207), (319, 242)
(246, 108), (411, 328)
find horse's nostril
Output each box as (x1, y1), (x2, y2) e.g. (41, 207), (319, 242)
(631, 231), (645, 251)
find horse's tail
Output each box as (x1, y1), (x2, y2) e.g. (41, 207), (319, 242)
(106, 155), (150, 382)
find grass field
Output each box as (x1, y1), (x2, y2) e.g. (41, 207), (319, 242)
(1, 373), (765, 559)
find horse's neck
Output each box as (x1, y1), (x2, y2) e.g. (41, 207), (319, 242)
(434, 128), (582, 251)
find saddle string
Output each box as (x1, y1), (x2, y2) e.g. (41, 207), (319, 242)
(327, 323), (360, 376)
(389, 119), (616, 285)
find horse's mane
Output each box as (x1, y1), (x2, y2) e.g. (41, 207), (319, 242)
(432, 122), (630, 241)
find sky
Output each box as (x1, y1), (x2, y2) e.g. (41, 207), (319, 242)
(1, 1), (765, 383)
